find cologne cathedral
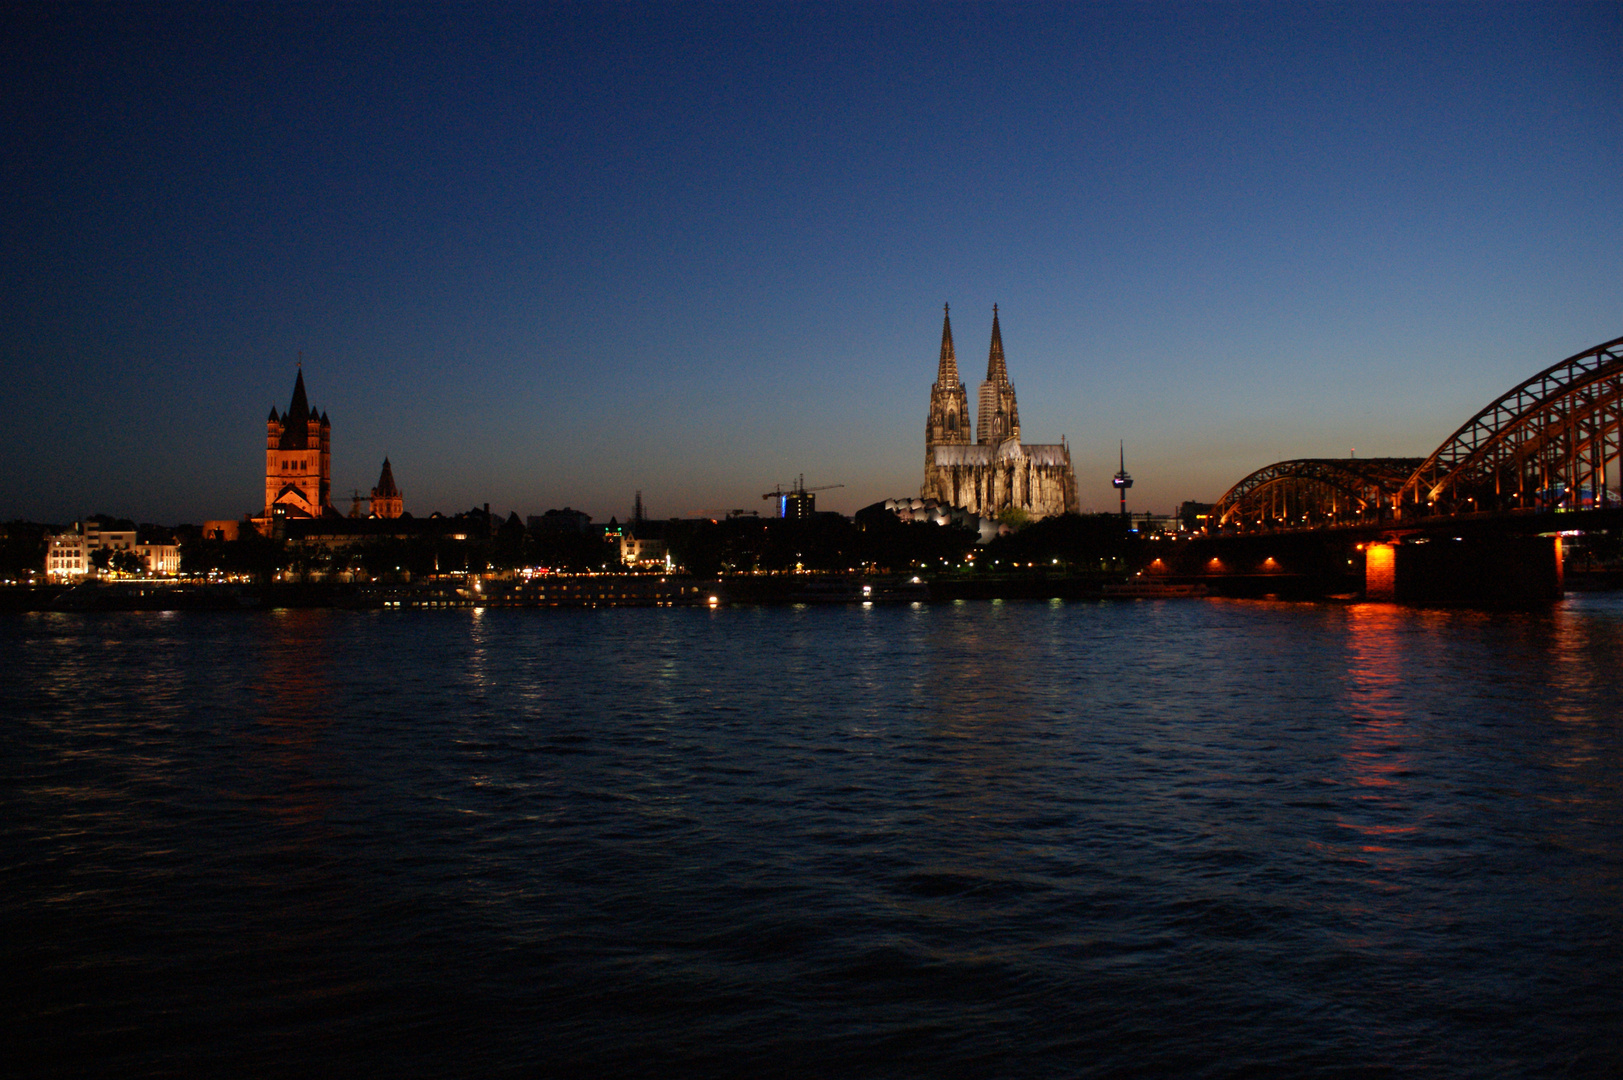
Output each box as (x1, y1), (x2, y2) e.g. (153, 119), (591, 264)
(922, 305), (1078, 520)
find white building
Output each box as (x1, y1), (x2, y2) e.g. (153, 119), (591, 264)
(44, 523), (181, 580)
(137, 544), (180, 576)
(619, 535), (668, 568)
(84, 522), (137, 552)
(45, 532), (90, 581)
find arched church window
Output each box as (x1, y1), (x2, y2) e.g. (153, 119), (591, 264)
(947, 413), (958, 432)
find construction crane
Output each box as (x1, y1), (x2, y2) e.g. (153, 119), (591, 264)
(761, 475), (843, 519)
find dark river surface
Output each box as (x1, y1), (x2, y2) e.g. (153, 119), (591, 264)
(4, 597), (1622, 1078)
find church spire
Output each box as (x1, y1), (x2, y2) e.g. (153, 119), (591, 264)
(977, 305), (1019, 445)
(926, 304), (971, 448)
(936, 303), (959, 385)
(279, 368), (311, 449)
(371, 456), (403, 518)
(375, 457), (398, 498)
(986, 303), (1008, 384)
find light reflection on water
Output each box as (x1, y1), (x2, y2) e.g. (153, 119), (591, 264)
(3, 597), (1622, 1078)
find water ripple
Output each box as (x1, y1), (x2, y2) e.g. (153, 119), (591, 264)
(3, 598), (1622, 1077)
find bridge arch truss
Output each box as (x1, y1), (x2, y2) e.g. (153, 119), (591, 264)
(1398, 336), (1623, 513)
(1214, 457), (1424, 528)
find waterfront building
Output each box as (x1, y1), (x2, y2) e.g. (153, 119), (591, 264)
(44, 523), (180, 580)
(255, 369), (332, 534)
(45, 530), (89, 581)
(138, 543), (181, 575)
(620, 534), (668, 568)
(921, 305), (1078, 520)
(83, 521), (137, 552)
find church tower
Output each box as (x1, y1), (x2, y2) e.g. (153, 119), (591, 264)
(925, 304), (971, 448)
(260, 368), (332, 530)
(371, 458), (403, 519)
(921, 303), (1077, 520)
(976, 305), (1020, 445)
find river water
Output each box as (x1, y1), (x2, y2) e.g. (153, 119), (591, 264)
(4, 597), (1621, 1078)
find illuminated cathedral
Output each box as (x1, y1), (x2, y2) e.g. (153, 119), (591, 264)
(922, 305), (1078, 520)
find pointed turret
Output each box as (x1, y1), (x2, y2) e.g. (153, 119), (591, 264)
(926, 303), (971, 448)
(936, 303), (959, 385)
(986, 303), (1008, 384)
(370, 457), (403, 518)
(375, 458), (398, 497)
(279, 370), (311, 449)
(977, 305), (1019, 445)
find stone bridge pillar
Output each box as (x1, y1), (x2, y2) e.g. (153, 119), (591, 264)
(1365, 535), (1562, 604)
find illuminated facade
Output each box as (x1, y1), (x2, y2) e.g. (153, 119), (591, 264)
(922, 305), (1078, 520)
(257, 369), (332, 532)
(45, 523), (179, 580)
(619, 535), (668, 567)
(45, 531), (89, 580)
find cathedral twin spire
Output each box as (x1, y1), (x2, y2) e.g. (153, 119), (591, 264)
(985, 304), (1009, 385)
(928, 303), (1019, 448)
(936, 303), (960, 386)
(928, 304), (971, 445)
(922, 304), (1077, 518)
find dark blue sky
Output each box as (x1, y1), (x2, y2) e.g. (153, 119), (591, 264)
(4, 2), (1619, 524)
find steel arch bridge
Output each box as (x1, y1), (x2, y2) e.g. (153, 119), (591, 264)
(1398, 335), (1623, 513)
(1213, 334), (1623, 528)
(1214, 457), (1424, 528)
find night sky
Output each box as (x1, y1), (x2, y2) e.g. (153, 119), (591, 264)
(4, 2), (1619, 525)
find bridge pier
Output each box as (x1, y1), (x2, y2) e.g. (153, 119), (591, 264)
(1364, 536), (1563, 605)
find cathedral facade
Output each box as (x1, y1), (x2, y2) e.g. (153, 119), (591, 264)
(922, 305), (1078, 520)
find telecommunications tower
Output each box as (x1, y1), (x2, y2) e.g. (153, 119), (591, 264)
(1111, 442), (1133, 518)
